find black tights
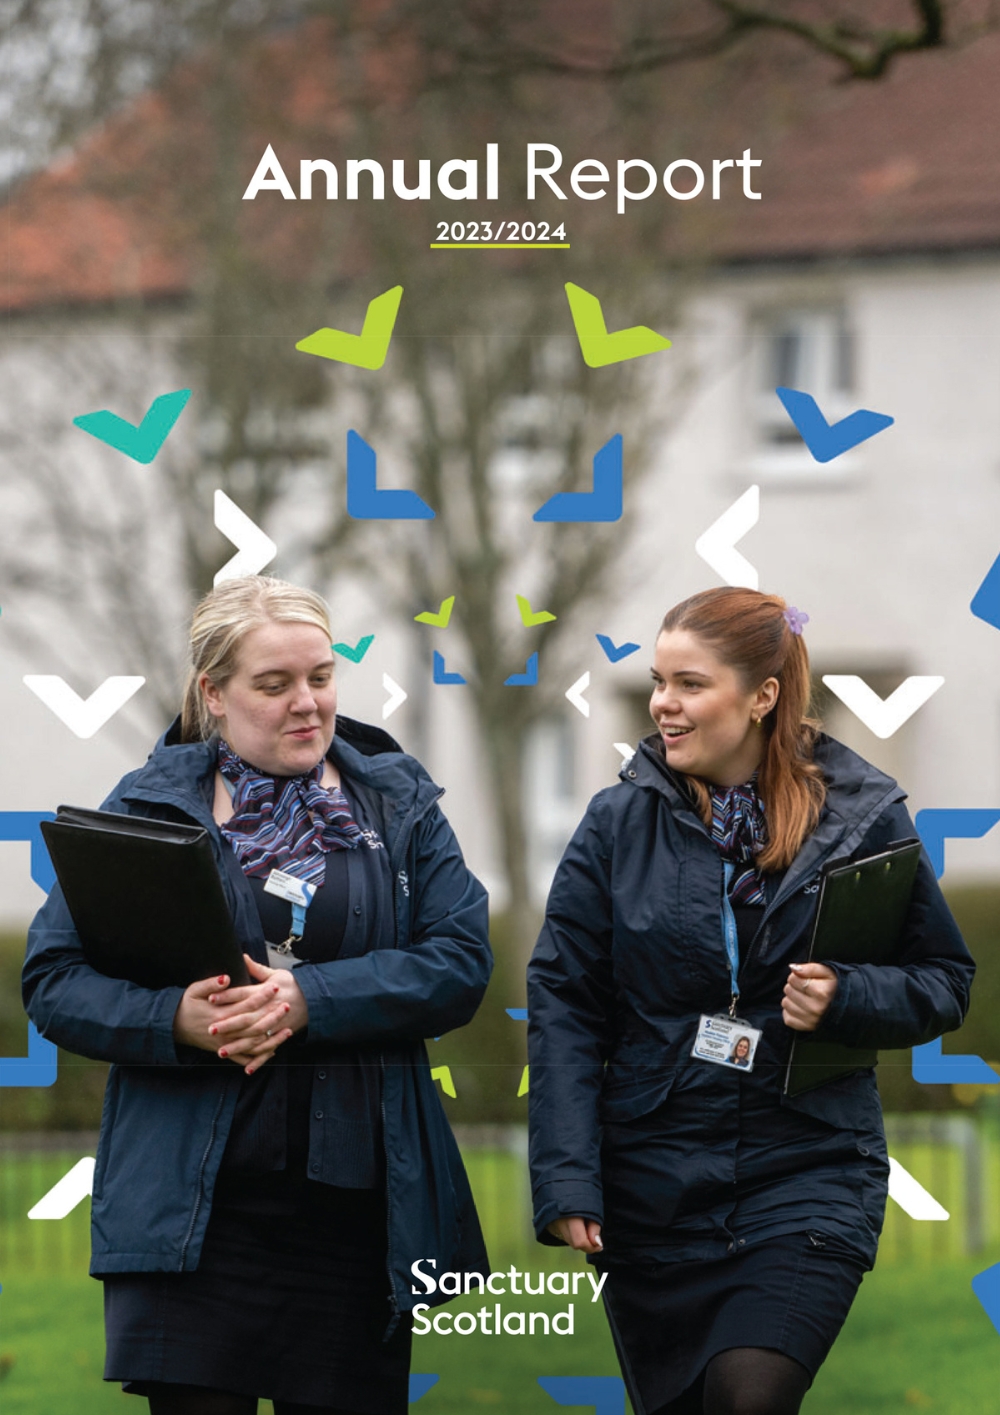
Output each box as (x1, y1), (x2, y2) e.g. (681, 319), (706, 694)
(650, 1347), (812, 1415)
(145, 1383), (361, 1415)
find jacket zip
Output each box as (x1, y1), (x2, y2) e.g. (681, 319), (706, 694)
(379, 1061), (400, 1337)
(178, 1085), (230, 1271)
(380, 822), (406, 1336)
(377, 788), (441, 1327)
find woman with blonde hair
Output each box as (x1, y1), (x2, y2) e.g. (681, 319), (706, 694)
(528, 586), (974, 1415)
(24, 575), (492, 1415)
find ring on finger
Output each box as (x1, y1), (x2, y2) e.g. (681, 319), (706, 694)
(266, 1028), (273, 1037)
(802, 979), (812, 992)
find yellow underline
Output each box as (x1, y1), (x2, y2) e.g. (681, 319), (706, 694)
(429, 242), (571, 250)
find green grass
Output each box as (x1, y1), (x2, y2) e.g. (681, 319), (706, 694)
(6, 1137), (1000, 1282)
(878, 1129), (1000, 1261)
(806, 1248), (1000, 1414)
(2, 1151), (998, 1413)
(0, 1253), (997, 1413)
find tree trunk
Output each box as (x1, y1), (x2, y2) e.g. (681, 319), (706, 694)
(481, 706), (538, 973)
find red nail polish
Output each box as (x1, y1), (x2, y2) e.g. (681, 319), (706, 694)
(219, 1049), (228, 1058)
(210, 1027), (217, 1036)
(218, 976), (226, 985)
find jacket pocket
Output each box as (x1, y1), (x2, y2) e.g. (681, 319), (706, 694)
(599, 1062), (673, 1124)
(781, 1066), (883, 1134)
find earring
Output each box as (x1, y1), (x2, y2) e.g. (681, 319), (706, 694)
(752, 715), (762, 727)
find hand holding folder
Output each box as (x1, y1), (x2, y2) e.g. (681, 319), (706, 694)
(40, 805), (249, 990)
(783, 838), (923, 1097)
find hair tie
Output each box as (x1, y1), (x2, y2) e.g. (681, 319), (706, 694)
(783, 606), (809, 635)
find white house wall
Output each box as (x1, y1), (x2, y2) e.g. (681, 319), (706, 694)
(2, 254), (1000, 924)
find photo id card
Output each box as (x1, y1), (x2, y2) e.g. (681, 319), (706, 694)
(263, 868), (316, 908)
(691, 1014), (763, 1071)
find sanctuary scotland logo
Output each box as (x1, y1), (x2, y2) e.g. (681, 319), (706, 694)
(409, 1259), (610, 1337)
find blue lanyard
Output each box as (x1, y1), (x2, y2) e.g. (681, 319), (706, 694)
(219, 773), (316, 946)
(288, 894), (312, 941)
(720, 861), (740, 1017)
(273, 879), (316, 957)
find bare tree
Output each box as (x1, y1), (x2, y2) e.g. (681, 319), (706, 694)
(404, 0), (967, 84)
(302, 283), (688, 948)
(4, 0), (996, 188)
(3, 0), (988, 949)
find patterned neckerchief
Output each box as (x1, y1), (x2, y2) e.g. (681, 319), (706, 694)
(709, 777), (768, 905)
(216, 738), (364, 888)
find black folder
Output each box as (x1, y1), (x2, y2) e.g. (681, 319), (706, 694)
(783, 838), (923, 1097)
(40, 805), (249, 990)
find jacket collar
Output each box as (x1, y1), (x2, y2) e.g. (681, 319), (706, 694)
(624, 730), (905, 908)
(119, 714), (443, 828)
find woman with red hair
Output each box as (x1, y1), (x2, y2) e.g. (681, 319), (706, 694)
(528, 587), (974, 1415)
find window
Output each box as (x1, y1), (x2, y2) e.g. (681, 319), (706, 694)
(748, 308), (858, 478)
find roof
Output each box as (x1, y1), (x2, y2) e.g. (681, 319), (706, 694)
(4, 21), (1000, 315)
(707, 32), (1000, 263)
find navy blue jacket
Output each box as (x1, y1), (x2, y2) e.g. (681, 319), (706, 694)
(22, 716), (492, 1314)
(527, 734), (975, 1267)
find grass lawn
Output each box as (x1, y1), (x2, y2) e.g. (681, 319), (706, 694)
(1, 1250), (997, 1414)
(807, 1249), (1000, 1413)
(3, 1151), (998, 1411)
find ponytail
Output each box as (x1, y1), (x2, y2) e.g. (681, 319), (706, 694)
(659, 588), (825, 869)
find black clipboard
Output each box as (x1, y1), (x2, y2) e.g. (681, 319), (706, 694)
(40, 805), (249, 990)
(783, 837), (923, 1098)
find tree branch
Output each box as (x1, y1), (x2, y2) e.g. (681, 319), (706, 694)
(712, 0), (945, 79)
(407, 0), (953, 85)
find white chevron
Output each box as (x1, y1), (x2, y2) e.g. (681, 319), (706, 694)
(565, 671), (591, 718)
(28, 1157), (95, 1219)
(23, 675), (145, 739)
(214, 490), (277, 584)
(822, 675), (944, 739)
(382, 673), (408, 720)
(695, 486), (760, 589)
(887, 1157), (950, 1220)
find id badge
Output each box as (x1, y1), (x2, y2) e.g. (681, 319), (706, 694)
(691, 1014), (762, 1071)
(263, 869), (312, 969)
(263, 869), (315, 908)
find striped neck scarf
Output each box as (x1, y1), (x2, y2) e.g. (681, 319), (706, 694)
(216, 738), (364, 888)
(709, 777), (767, 905)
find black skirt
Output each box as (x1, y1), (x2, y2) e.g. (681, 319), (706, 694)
(597, 1231), (866, 1414)
(104, 1172), (412, 1413)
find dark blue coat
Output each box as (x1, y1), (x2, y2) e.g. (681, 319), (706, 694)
(22, 716), (492, 1314)
(527, 734), (975, 1268)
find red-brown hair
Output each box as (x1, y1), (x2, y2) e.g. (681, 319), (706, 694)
(659, 587), (826, 870)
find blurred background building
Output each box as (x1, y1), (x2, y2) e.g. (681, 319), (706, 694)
(2, 16), (999, 1410)
(3, 12), (1000, 924)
